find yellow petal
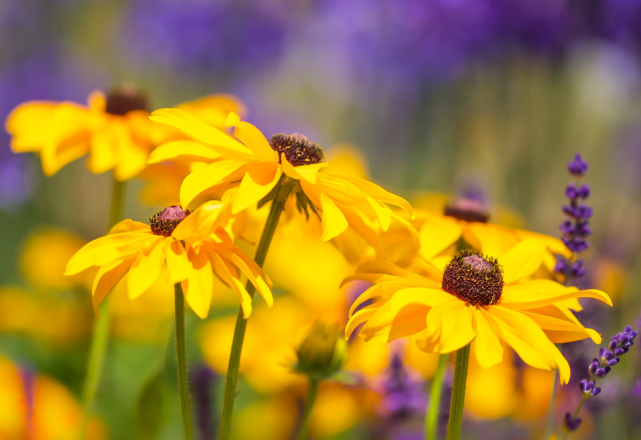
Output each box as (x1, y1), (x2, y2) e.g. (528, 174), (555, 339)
(108, 220), (150, 235)
(499, 239), (547, 284)
(229, 247), (273, 307)
(150, 108), (250, 155)
(419, 215), (463, 259)
(365, 196), (392, 231)
(281, 159), (328, 184)
(165, 238), (190, 284)
(182, 246), (214, 319)
(332, 174), (414, 216)
(501, 281), (612, 309)
(147, 140), (220, 164)
(180, 158), (253, 208)
(426, 299), (476, 353)
(517, 307), (601, 344)
(345, 303), (382, 340)
(320, 193), (348, 241)
(473, 308), (504, 369)
(225, 112), (278, 162)
(92, 258), (134, 316)
(176, 94), (247, 127)
(206, 247), (253, 317)
(360, 301), (396, 343)
(465, 223), (519, 258)
(232, 162), (282, 214)
(390, 287), (452, 314)
(126, 241), (165, 300)
(486, 306), (569, 383)
(388, 302), (431, 341)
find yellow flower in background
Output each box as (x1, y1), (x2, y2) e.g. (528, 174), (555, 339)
(6, 86), (244, 180)
(64, 198), (272, 319)
(19, 228), (92, 292)
(0, 357), (105, 440)
(346, 241), (612, 384)
(0, 287), (92, 345)
(148, 109), (414, 247)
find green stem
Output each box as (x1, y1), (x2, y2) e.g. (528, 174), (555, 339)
(446, 344), (470, 440)
(296, 379), (321, 440)
(80, 178), (126, 439)
(426, 354), (448, 440)
(174, 283), (194, 440)
(219, 186), (291, 440)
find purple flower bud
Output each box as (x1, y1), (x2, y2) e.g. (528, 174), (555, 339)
(589, 361), (598, 375)
(624, 325), (632, 333)
(560, 219), (575, 235)
(631, 330), (638, 339)
(592, 387), (601, 396)
(579, 379), (588, 392)
(570, 260), (586, 278)
(615, 348), (627, 356)
(599, 348), (606, 358)
(564, 413), (582, 431)
(608, 358), (619, 367)
(586, 381), (595, 391)
(575, 222), (592, 237)
(604, 351), (614, 361)
(578, 184), (590, 198)
(554, 256), (568, 274)
(596, 368), (607, 378)
(568, 154), (589, 177)
(609, 340), (617, 350)
(565, 184), (579, 199)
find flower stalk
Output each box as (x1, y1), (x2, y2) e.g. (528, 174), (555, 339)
(446, 344), (470, 440)
(175, 282), (195, 440)
(219, 177), (294, 440)
(426, 354), (448, 440)
(80, 178), (126, 439)
(296, 378), (320, 440)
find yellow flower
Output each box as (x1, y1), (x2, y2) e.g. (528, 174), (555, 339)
(345, 240), (612, 383)
(19, 227), (91, 292)
(6, 87), (244, 181)
(64, 198), (272, 319)
(148, 110), (413, 246)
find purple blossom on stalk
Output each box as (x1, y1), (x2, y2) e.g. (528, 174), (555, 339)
(19, 366), (35, 439)
(377, 353), (426, 423)
(190, 365), (217, 440)
(555, 154), (592, 281)
(564, 325), (637, 432)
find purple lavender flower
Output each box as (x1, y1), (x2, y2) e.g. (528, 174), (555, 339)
(190, 365), (217, 440)
(631, 379), (641, 399)
(377, 353), (426, 422)
(565, 325), (637, 432)
(555, 153), (592, 280)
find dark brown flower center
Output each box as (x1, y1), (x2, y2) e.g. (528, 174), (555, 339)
(105, 85), (148, 116)
(149, 206), (190, 236)
(441, 250), (503, 306)
(444, 198), (489, 223)
(269, 133), (325, 167)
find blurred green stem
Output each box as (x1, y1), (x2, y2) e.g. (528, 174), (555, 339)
(80, 178), (126, 439)
(296, 378), (320, 440)
(174, 283), (194, 440)
(426, 354), (448, 440)
(446, 344), (470, 440)
(219, 184), (291, 440)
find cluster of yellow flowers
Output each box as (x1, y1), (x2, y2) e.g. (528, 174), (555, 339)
(5, 87), (612, 440)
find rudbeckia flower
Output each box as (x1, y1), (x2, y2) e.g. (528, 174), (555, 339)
(417, 196), (570, 272)
(6, 86), (244, 181)
(345, 240), (612, 383)
(64, 198), (272, 319)
(148, 110), (413, 245)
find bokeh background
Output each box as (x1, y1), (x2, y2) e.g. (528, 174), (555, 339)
(2, 1), (641, 439)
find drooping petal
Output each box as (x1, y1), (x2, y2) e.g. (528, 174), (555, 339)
(92, 258), (134, 315)
(388, 302), (431, 341)
(425, 299), (476, 353)
(419, 215), (463, 260)
(501, 281), (612, 309)
(182, 246), (214, 319)
(499, 239), (547, 284)
(332, 174), (414, 216)
(179, 158), (253, 208)
(486, 305), (569, 383)
(150, 108), (250, 156)
(360, 301), (397, 343)
(126, 241), (165, 299)
(225, 112), (278, 162)
(232, 162), (282, 214)
(517, 306), (601, 344)
(165, 238), (190, 284)
(229, 247), (273, 307)
(320, 193), (349, 241)
(472, 308), (504, 369)
(345, 302), (382, 340)
(206, 246), (253, 318)
(147, 140), (221, 164)
(281, 159), (328, 184)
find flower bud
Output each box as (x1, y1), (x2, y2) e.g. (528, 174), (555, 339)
(295, 322), (346, 380)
